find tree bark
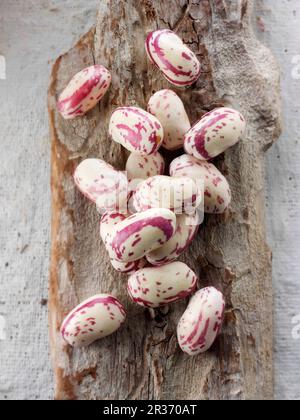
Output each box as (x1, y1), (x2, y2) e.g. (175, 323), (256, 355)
(48, 0), (281, 400)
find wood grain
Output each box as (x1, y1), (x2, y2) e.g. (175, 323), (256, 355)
(48, 0), (281, 400)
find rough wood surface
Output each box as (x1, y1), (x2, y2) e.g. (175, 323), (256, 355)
(48, 0), (281, 400)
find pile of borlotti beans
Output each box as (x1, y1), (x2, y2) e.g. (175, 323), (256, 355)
(58, 29), (246, 356)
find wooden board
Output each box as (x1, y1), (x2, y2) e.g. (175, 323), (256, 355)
(48, 0), (282, 400)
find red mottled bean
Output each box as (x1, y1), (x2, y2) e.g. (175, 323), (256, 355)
(57, 65), (111, 119)
(109, 208), (177, 263)
(177, 287), (225, 355)
(100, 212), (146, 274)
(145, 30), (201, 87)
(184, 107), (246, 160)
(109, 107), (164, 155)
(128, 262), (198, 308)
(61, 294), (126, 348)
(148, 89), (191, 150)
(170, 154), (231, 214)
(126, 152), (165, 181)
(74, 159), (128, 212)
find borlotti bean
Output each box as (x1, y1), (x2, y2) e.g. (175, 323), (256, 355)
(133, 175), (202, 213)
(57, 65), (111, 119)
(177, 287), (225, 355)
(126, 152), (165, 181)
(148, 90), (191, 151)
(100, 212), (146, 274)
(184, 107), (246, 160)
(146, 213), (200, 266)
(110, 208), (177, 263)
(145, 30), (201, 87)
(109, 107), (164, 155)
(61, 294), (126, 348)
(170, 154), (231, 214)
(74, 159), (128, 211)
(127, 262), (198, 308)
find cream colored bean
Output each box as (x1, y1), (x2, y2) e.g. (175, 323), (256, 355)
(109, 208), (177, 263)
(170, 154), (231, 214)
(177, 287), (225, 355)
(61, 294), (126, 348)
(145, 30), (201, 87)
(100, 212), (146, 274)
(148, 90), (191, 150)
(74, 159), (128, 212)
(109, 107), (164, 155)
(128, 262), (198, 308)
(184, 107), (246, 160)
(126, 152), (165, 180)
(57, 65), (111, 119)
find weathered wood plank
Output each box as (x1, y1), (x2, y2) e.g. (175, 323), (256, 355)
(49, 0), (281, 400)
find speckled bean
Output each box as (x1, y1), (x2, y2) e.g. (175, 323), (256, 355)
(61, 294), (126, 348)
(184, 107), (246, 160)
(127, 262), (198, 308)
(177, 287), (225, 355)
(74, 159), (128, 211)
(100, 212), (146, 274)
(109, 208), (177, 263)
(126, 152), (165, 181)
(170, 154), (231, 214)
(148, 89), (191, 150)
(57, 65), (111, 119)
(145, 30), (201, 87)
(109, 107), (164, 155)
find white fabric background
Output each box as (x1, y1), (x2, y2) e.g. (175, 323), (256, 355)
(0, 0), (299, 400)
